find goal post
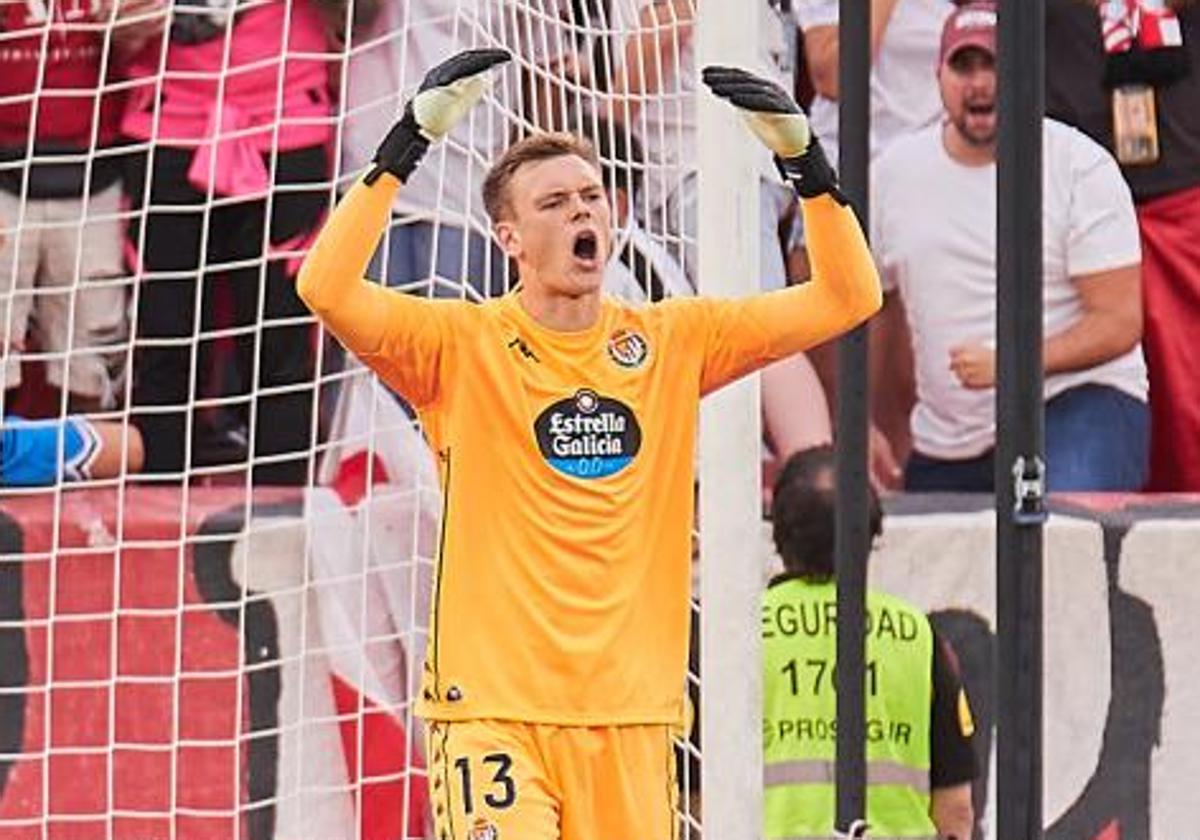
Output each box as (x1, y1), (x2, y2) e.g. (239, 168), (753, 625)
(696, 6), (765, 840)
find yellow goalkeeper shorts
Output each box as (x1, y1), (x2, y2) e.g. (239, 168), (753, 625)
(426, 719), (678, 840)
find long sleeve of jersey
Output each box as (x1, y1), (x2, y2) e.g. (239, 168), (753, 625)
(689, 193), (883, 394)
(297, 175), (464, 409)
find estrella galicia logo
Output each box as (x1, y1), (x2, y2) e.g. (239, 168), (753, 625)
(534, 389), (642, 479)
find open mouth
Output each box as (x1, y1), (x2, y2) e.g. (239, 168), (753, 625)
(966, 102), (995, 117)
(572, 230), (599, 263)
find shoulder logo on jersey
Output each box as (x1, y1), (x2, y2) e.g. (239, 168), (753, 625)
(534, 389), (642, 479)
(469, 818), (499, 840)
(607, 328), (649, 369)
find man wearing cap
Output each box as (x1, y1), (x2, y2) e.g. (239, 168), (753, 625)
(871, 1), (1150, 492)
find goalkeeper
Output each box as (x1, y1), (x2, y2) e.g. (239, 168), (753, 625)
(297, 49), (881, 840)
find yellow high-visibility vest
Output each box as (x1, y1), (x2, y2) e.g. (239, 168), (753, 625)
(762, 578), (937, 839)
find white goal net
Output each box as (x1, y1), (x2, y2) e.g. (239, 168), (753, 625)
(0, 0), (776, 837)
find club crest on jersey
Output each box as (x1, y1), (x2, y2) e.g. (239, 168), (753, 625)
(469, 818), (499, 840)
(607, 328), (649, 369)
(534, 389), (643, 479)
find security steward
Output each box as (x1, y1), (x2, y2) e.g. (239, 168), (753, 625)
(763, 446), (977, 839)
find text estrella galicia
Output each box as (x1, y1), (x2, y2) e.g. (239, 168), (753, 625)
(534, 389), (642, 479)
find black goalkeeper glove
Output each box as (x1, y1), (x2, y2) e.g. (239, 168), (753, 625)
(365, 47), (512, 186)
(701, 65), (846, 205)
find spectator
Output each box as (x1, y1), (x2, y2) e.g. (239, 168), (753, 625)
(342, 0), (591, 300)
(792, 0), (956, 490)
(872, 2), (1149, 492)
(794, 0), (956, 168)
(612, 0), (801, 285)
(763, 445), (976, 840)
(1044, 0), (1200, 491)
(0, 0), (158, 413)
(119, 0), (339, 484)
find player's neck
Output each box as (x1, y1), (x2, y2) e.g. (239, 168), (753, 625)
(517, 285), (602, 333)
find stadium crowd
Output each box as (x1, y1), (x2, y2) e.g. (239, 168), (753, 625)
(0, 0), (1197, 494)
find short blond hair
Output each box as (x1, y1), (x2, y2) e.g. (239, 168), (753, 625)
(482, 132), (601, 222)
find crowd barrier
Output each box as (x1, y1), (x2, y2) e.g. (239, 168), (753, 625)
(869, 493), (1200, 840)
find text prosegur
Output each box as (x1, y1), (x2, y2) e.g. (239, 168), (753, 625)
(766, 716), (914, 745)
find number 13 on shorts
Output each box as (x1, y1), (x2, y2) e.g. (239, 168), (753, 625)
(427, 720), (551, 840)
(454, 753), (516, 813)
(426, 719), (678, 840)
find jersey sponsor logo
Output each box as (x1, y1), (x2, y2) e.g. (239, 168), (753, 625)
(607, 328), (649, 369)
(534, 389), (642, 479)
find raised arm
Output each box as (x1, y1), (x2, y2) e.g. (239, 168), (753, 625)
(694, 66), (881, 391)
(782, 193), (880, 343)
(297, 48), (510, 403)
(725, 193), (880, 356)
(297, 174), (407, 357)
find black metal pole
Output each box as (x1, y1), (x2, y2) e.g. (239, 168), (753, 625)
(834, 0), (870, 832)
(996, 0), (1045, 837)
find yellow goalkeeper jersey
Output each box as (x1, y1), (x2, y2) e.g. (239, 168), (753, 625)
(298, 175), (880, 726)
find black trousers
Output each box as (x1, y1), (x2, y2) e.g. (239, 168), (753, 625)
(125, 145), (329, 485)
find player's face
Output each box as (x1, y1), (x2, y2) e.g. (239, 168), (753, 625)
(495, 154), (613, 297)
(940, 47), (997, 148)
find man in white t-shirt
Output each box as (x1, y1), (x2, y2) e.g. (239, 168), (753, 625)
(794, 0), (955, 168)
(342, 0), (584, 299)
(791, 0), (955, 490)
(871, 1), (1149, 492)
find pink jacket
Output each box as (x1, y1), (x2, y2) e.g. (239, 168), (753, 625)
(121, 0), (333, 196)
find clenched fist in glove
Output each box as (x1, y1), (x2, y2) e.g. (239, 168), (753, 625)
(701, 65), (846, 205)
(366, 48), (512, 185)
